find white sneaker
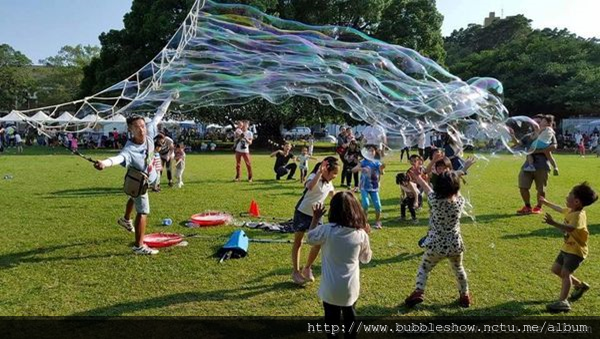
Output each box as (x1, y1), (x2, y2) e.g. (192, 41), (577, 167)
(177, 182), (183, 188)
(132, 245), (159, 255)
(302, 266), (315, 282)
(117, 218), (134, 232)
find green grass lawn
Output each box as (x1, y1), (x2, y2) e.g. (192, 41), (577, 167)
(0, 147), (599, 316)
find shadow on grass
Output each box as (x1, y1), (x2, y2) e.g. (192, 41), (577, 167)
(71, 282), (296, 316)
(0, 240), (125, 269)
(503, 223), (600, 240)
(364, 252), (422, 269)
(464, 213), (520, 224)
(364, 299), (548, 317)
(48, 187), (122, 197)
(501, 227), (562, 239)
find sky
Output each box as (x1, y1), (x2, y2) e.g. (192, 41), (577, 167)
(1, 0), (599, 64)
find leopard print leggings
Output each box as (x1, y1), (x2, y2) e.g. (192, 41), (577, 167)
(415, 252), (468, 294)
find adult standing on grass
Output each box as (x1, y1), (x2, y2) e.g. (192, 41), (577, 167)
(94, 92), (177, 255)
(234, 120), (253, 182)
(517, 114), (557, 215)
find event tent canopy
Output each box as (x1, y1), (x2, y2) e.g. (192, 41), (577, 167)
(0, 110), (28, 123)
(30, 111), (53, 123)
(79, 114), (104, 123)
(54, 112), (80, 123)
(101, 114), (127, 123)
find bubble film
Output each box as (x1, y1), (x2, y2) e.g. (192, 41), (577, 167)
(17, 0), (513, 149)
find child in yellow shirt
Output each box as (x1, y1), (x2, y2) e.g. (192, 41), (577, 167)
(541, 182), (598, 312)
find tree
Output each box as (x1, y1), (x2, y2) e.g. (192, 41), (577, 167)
(445, 16), (600, 118)
(32, 45), (101, 107)
(375, 0), (446, 63)
(274, 0), (387, 34)
(39, 44), (100, 68)
(0, 44), (33, 110)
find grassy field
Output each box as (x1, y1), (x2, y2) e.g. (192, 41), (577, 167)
(0, 146), (599, 317)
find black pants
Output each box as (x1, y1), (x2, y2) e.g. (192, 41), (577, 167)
(275, 163), (297, 180)
(400, 147), (410, 161)
(323, 302), (356, 339)
(341, 163), (358, 187)
(161, 158), (172, 182)
(401, 197), (417, 219)
(424, 146), (432, 161)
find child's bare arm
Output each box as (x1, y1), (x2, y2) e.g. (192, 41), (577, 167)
(539, 196), (563, 213)
(351, 163), (361, 173)
(408, 170), (432, 195)
(543, 213), (576, 233)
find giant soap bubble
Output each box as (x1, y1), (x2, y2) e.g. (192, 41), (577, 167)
(17, 0), (517, 151)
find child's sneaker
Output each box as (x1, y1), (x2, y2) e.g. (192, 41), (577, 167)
(132, 245), (159, 255)
(516, 206), (532, 215)
(531, 206), (543, 214)
(302, 266), (315, 283)
(117, 218), (134, 232)
(569, 282), (590, 301)
(411, 218), (419, 225)
(292, 271), (306, 285)
(546, 300), (570, 313)
(523, 164), (536, 172)
(459, 292), (472, 308)
(553, 168), (559, 176)
(374, 221), (383, 229)
(405, 290), (424, 308)
(177, 182), (184, 188)
(418, 235), (429, 248)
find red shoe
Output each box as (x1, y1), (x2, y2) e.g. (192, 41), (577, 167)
(459, 293), (472, 308)
(405, 290), (424, 307)
(516, 206), (532, 215)
(531, 206), (542, 214)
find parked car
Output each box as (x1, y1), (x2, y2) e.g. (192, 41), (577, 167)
(282, 126), (312, 140)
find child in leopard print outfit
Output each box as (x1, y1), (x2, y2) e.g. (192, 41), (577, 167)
(404, 170), (471, 308)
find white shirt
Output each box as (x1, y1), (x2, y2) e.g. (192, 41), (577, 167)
(417, 132), (425, 149)
(362, 125), (386, 148)
(235, 130), (253, 154)
(307, 223), (372, 306)
(297, 173), (334, 216)
(424, 131), (432, 148)
(99, 97), (172, 184)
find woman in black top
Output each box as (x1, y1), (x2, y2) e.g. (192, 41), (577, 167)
(270, 142), (297, 180)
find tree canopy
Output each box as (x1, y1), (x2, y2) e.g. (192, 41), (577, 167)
(445, 15), (600, 118)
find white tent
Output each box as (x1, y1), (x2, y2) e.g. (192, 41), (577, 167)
(80, 114), (104, 123)
(54, 111), (80, 123)
(100, 114), (128, 134)
(180, 119), (197, 126)
(30, 111), (53, 123)
(101, 114), (127, 123)
(0, 110), (28, 123)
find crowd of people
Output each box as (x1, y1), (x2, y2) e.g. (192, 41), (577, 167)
(3, 100), (598, 324)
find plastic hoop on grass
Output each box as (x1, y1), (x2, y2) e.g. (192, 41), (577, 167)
(189, 212), (233, 227)
(144, 233), (184, 248)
